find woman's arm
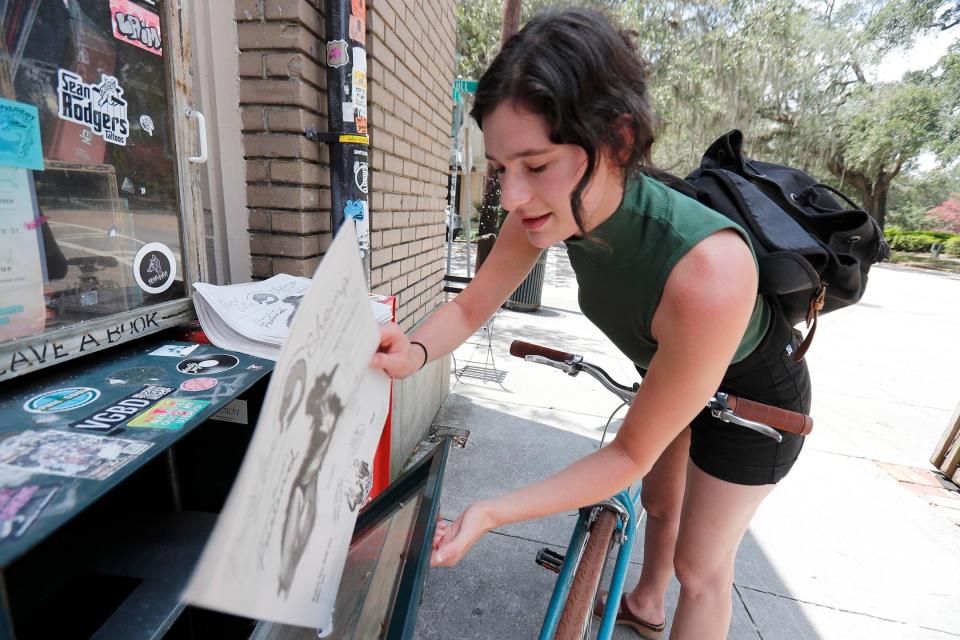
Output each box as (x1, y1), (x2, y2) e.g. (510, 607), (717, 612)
(370, 211), (543, 377)
(432, 229), (760, 565)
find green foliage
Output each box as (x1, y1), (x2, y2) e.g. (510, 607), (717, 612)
(455, 0), (630, 79)
(455, 0), (960, 225)
(887, 165), (960, 229)
(833, 82), (942, 179)
(884, 228), (959, 251)
(864, 0), (960, 51)
(944, 236), (960, 255)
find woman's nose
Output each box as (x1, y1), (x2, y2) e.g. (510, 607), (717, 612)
(498, 171), (532, 212)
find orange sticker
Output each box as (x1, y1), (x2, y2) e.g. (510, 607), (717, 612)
(351, 0), (365, 21)
(355, 115), (368, 135)
(349, 14), (365, 43)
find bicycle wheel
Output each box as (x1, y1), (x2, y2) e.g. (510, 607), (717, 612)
(554, 508), (619, 640)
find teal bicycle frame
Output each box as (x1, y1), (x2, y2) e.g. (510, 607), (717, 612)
(539, 487), (643, 640)
(514, 340), (791, 640)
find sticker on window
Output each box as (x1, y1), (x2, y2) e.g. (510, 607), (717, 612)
(133, 242), (176, 294)
(0, 98), (44, 171)
(140, 114), (155, 136)
(56, 70), (129, 146)
(110, 0), (163, 56)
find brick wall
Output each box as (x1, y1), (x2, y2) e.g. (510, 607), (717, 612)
(234, 0), (455, 331)
(366, 0), (455, 330)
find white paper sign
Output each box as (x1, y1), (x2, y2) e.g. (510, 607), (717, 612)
(183, 221), (390, 633)
(0, 167), (45, 341)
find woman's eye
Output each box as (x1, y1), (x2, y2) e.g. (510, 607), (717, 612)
(491, 166), (505, 175)
(528, 164), (548, 173)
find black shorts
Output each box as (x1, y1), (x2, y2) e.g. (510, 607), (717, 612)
(639, 301), (812, 486)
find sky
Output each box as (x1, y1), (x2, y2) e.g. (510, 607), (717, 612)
(871, 25), (957, 82)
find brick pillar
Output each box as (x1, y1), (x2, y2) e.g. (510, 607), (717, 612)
(236, 0), (330, 278)
(235, 0), (454, 320)
(366, 0), (456, 330)
(233, 0), (457, 477)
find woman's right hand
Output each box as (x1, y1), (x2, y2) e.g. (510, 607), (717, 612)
(369, 323), (425, 379)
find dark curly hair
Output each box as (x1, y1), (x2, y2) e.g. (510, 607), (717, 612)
(470, 8), (657, 234)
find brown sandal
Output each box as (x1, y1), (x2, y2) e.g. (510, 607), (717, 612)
(592, 592), (665, 640)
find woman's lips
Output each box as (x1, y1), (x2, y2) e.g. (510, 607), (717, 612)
(521, 213), (551, 230)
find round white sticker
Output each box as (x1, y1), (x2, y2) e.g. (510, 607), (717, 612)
(133, 242), (177, 294)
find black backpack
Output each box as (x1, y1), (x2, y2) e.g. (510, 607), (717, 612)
(681, 130), (890, 361)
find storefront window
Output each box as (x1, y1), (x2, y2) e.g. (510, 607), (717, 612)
(0, 0), (187, 349)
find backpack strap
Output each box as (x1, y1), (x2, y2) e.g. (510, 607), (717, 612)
(793, 285), (826, 362)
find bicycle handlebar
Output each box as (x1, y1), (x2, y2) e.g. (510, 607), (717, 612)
(509, 340), (576, 363)
(722, 394), (813, 435)
(509, 339), (813, 437)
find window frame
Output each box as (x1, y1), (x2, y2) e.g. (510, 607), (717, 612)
(0, 1), (206, 384)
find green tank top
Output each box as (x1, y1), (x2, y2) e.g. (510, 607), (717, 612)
(564, 173), (769, 369)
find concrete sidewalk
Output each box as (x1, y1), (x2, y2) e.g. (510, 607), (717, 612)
(413, 246), (960, 640)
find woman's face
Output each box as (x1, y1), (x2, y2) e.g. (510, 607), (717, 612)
(482, 100), (624, 248)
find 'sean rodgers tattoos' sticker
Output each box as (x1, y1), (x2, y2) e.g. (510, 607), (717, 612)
(133, 242), (176, 294)
(56, 70), (129, 146)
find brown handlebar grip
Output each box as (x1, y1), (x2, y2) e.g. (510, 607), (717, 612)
(509, 340), (575, 363)
(725, 395), (813, 435)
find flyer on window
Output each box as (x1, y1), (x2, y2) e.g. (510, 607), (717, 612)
(0, 167), (46, 341)
(183, 221), (390, 634)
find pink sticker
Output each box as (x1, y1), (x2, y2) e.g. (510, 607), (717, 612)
(110, 0), (163, 56)
(349, 15), (365, 43)
(179, 377), (219, 392)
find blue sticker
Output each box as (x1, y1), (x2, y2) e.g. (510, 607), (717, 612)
(344, 199), (365, 220)
(0, 98), (44, 171)
(24, 387), (101, 414)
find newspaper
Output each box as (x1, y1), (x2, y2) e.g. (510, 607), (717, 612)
(183, 221), (391, 633)
(193, 275), (393, 360)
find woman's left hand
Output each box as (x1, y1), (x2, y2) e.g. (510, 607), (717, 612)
(431, 501), (497, 567)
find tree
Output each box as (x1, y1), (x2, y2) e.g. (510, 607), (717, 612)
(887, 164), (960, 228)
(826, 81), (943, 228)
(865, 0), (960, 50)
(454, 0), (960, 230)
(455, 0), (630, 79)
(929, 195), (960, 232)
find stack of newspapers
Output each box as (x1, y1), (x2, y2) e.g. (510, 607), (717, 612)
(193, 274), (393, 360)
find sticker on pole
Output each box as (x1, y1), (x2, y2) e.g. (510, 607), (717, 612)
(353, 161), (368, 194)
(326, 40), (349, 68)
(133, 242), (176, 294)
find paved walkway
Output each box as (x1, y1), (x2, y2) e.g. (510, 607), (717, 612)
(414, 245), (960, 639)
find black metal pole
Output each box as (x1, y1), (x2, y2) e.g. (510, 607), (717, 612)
(319, 0), (370, 275)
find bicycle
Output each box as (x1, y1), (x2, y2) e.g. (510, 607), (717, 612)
(508, 340), (813, 640)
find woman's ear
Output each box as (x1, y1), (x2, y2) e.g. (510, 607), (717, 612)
(613, 114), (634, 164)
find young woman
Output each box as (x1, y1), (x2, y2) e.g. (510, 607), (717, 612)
(370, 8), (810, 639)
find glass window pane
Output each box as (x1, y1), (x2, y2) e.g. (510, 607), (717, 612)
(0, 0), (185, 345)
